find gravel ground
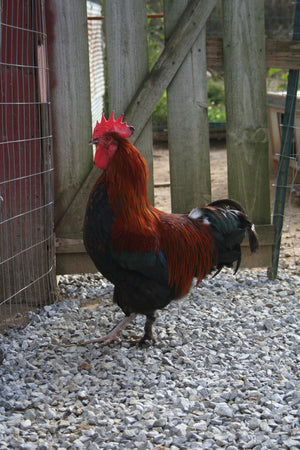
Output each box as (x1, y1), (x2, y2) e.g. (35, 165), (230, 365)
(0, 263), (299, 449)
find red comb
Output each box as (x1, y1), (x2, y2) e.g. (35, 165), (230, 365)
(93, 111), (134, 139)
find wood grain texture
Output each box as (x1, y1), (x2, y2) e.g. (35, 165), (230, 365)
(104, 0), (154, 201)
(207, 37), (300, 71)
(165, 0), (211, 213)
(222, 0), (271, 224)
(49, 0), (93, 230)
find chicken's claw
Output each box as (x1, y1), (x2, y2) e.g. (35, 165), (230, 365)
(81, 313), (137, 347)
(81, 334), (121, 346)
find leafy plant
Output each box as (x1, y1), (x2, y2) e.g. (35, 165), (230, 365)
(267, 68), (289, 91)
(207, 77), (226, 122)
(208, 101), (226, 122)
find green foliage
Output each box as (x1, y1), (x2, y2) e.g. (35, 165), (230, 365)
(207, 77), (226, 122)
(267, 68), (289, 91)
(147, 21), (164, 71)
(207, 78), (225, 105)
(208, 101), (226, 123)
(269, 68), (285, 77)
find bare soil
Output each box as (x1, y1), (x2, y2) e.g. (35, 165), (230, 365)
(153, 141), (300, 268)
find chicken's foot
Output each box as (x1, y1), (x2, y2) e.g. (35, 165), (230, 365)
(82, 313), (137, 345)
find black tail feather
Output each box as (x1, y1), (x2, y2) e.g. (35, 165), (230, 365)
(206, 198), (259, 276)
(208, 198), (259, 254)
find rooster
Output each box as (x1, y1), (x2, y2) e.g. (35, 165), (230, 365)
(83, 112), (258, 346)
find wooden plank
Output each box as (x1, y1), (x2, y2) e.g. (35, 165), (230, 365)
(47, 0), (93, 231)
(240, 220), (274, 270)
(206, 37), (225, 72)
(56, 238), (85, 254)
(104, 0), (154, 202)
(56, 253), (97, 275)
(222, 0), (271, 225)
(207, 37), (300, 71)
(266, 39), (300, 69)
(164, 0), (211, 212)
(268, 92), (300, 113)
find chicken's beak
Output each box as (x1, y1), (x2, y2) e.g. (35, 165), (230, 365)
(89, 138), (99, 146)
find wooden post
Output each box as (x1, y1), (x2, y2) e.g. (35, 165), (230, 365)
(222, 0), (274, 268)
(222, 0), (270, 225)
(47, 0), (93, 231)
(164, 0), (211, 212)
(104, 0), (154, 202)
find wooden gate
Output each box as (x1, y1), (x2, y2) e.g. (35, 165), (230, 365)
(49, 0), (274, 274)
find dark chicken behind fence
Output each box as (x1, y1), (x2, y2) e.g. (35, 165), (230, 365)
(83, 112), (259, 345)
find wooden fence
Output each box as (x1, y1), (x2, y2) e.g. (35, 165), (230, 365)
(50, 0), (275, 274)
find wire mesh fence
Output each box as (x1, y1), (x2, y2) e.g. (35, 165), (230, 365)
(0, 0), (56, 331)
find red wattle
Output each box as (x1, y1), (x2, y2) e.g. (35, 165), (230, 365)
(94, 148), (110, 170)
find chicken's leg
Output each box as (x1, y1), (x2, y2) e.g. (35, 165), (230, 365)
(82, 313), (137, 345)
(138, 313), (156, 346)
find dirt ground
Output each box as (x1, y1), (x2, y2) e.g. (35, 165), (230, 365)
(153, 141), (300, 268)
